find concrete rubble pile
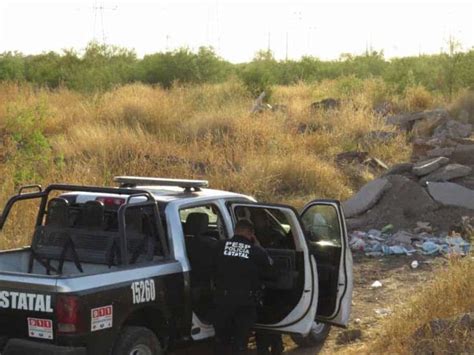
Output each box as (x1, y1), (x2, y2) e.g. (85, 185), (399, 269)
(344, 107), (474, 257)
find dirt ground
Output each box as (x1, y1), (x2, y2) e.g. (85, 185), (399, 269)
(172, 254), (446, 354)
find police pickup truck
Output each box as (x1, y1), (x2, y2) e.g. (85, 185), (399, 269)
(0, 177), (353, 354)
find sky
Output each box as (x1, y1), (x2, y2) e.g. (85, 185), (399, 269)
(0, 0), (472, 63)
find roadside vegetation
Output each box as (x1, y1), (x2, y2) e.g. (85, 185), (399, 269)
(0, 45), (473, 352)
(1, 41), (473, 96)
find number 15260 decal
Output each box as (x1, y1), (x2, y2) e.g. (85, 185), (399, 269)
(131, 279), (156, 304)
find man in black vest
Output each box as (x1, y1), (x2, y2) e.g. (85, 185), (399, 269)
(213, 219), (273, 354)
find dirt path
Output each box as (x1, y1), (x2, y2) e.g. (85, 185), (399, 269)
(286, 254), (446, 354)
(172, 255), (445, 354)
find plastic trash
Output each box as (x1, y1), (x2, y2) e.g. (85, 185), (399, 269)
(391, 231), (414, 245)
(410, 260), (419, 269)
(350, 237), (366, 251)
(382, 245), (415, 256)
(368, 229), (384, 241)
(381, 224), (394, 233)
(445, 236), (471, 255)
(421, 241), (442, 255)
(375, 308), (391, 316)
(371, 280), (382, 288)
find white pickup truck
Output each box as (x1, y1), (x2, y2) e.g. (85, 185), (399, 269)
(0, 177), (353, 354)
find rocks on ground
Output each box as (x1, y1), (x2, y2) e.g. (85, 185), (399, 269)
(420, 164), (472, 185)
(427, 182), (474, 210)
(342, 178), (392, 218)
(336, 329), (362, 345)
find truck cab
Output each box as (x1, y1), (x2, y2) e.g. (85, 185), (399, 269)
(0, 177), (353, 354)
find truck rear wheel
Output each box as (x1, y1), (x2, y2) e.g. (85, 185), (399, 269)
(113, 326), (163, 355)
(290, 321), (331, 348)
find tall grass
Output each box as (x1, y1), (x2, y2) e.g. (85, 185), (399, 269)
(0, 78), (421, 224)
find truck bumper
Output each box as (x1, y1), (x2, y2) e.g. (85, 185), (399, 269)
(3, 338), (86, 355)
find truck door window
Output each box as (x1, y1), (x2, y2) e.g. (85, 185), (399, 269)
(180, 205), (227, 240)
(234, 206), (295, 249)
(301, 204), (341, 247)
(125, 205), (164, 262)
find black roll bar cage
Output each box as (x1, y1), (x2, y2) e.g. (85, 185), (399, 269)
(0, 184), (170, 265)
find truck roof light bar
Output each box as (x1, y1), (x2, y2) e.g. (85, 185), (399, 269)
(113, 176), (209, 191)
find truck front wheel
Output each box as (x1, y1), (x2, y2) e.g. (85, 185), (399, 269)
(290, 321), (331, 348)
(113, 326), (163, 355)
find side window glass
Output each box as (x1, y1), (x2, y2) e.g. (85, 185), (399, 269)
(125, 205), (164, 259)
(180, 205), (227, 240)
(301, 204), (342, 246)
(234, 206), (295, 249)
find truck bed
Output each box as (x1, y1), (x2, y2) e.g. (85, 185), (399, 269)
(0, 249), (118, 276)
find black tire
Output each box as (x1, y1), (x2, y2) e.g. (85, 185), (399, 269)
(290, 322), (331, 348)
(112, 326), (163, 355)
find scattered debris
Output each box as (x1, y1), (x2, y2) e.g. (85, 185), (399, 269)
(251, 91), (270, 113)
(364, 130), (397, 143)
(414, 221), (433, 234)
(412, 156), (450, 176)
(349, 227), (471, 257)
(371, 281), (383, 288)
(387, 108), (449, 133)
(335, 151), (369, 165)
(310, 98), (340, 112)
(336, 329), (362, 345)
(432, 120), (473, 140)
(363, 157), (388, 170)
(375, 308), (392, 316)
(383, 163), (414, 177)
(373, 101), (395, 117)
(270, 104), (288, 114)
(410, 260), (419, 269)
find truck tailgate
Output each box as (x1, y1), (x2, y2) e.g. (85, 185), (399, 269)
(0, 274), (57, 342)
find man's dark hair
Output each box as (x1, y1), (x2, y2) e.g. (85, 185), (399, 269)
(235, 219), (255, 233)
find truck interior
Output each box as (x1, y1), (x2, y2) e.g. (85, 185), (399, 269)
(181, 204), (226, 324)
(233, 205), (306, 325)
(0, 184), (168, 277)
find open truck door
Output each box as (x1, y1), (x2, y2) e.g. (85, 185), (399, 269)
(300, 200), (353, 327)
(228, 202), (319, 335)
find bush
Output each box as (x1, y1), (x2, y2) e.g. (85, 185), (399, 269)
(403, 85), (434, 111)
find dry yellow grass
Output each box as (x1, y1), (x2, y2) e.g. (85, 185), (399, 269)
(0, 79), (415, 213)
(346, 257), (474, 354)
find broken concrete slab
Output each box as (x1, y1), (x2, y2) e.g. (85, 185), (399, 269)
(387, 108), (450, 131)
(342, 178), (392, 218)
(426, 147), (455, 158)
(420, 164), (472, 185)
(427, 182), (474, 210)
(451, 144), (474, 165)
(433, 120), (473, 139)
(411, 114), (449, 138)
(412, 157), (450, 176)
